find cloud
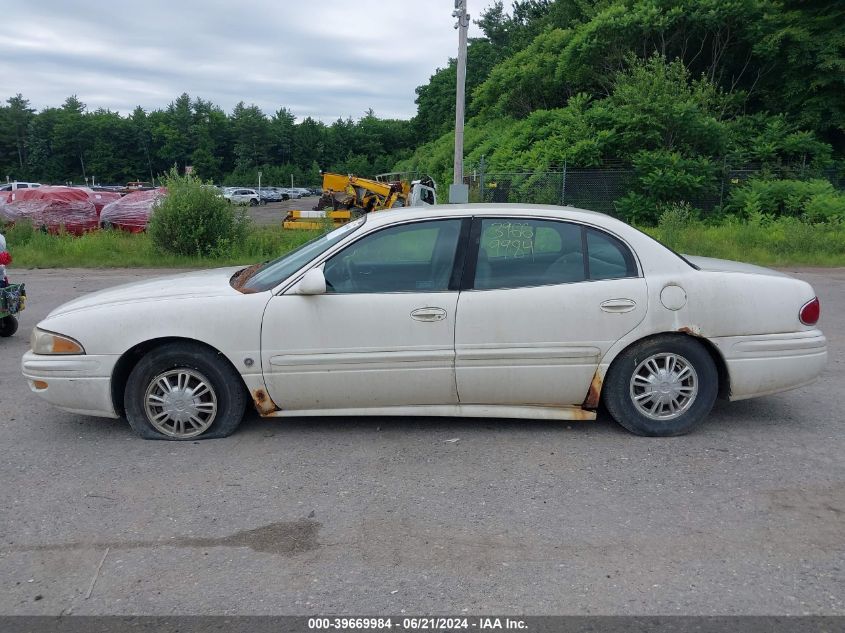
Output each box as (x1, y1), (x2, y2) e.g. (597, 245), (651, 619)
(0, 0), (479, 122)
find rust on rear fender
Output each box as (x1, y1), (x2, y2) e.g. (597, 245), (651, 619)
(581, 369), (604, 411)
(677, 325), (703, 336)
(252, 388), (281, 416)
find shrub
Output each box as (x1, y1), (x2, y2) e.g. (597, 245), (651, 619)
(724, 178), (845, 222)
(656, 201), (698, 246)
(149, 168), (250, 257)
(614, 150), (716, 225)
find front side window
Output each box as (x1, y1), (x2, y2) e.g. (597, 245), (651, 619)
(324, 219), (463, 293)
(472, 218), (638, 290)
(237, 217), (366, 292)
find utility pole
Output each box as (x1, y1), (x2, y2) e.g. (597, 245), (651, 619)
(449, 0), (470, 204)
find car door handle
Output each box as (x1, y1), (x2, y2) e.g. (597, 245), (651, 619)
(600, 299), (637, 313)
(410, 307), (447, 322)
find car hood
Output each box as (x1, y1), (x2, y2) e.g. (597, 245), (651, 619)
(47, 267), (246, 317)
(684, 255), (787, 277)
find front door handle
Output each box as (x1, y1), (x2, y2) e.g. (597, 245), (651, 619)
(600, 298), (637, 313)
(410, 307), (447, 322)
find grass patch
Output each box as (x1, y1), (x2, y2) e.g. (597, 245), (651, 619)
(5, 222), (321, 269)
(645, 214), (845, 267)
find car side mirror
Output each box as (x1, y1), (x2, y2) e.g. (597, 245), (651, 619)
(297, 268), (327, 295)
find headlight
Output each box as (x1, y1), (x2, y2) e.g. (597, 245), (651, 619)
(30, 328), (86, 355)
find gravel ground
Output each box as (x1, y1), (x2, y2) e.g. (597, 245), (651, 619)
(246, 196), (321, 226)
(0, 266), (842, 615)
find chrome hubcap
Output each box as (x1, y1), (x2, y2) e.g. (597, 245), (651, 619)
(144, 369), (217, 438)
(629, 353), (698, 421)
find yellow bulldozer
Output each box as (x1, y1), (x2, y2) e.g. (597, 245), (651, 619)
(283, 172), (436, 230)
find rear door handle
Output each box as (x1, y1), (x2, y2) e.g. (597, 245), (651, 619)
(600, 298), (637, 313)
(411, 307), (447, 322)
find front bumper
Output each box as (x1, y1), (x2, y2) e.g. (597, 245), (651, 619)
(711, 330), (828, 401)
(21, 351), (120, 418)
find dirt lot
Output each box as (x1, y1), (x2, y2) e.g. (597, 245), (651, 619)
(246, 196), (321, 226)
(0, 267), (843, 615)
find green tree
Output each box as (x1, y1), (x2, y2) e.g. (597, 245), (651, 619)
(230, 101), (271, 170)
(153, 93), (194, 172)
(3, 94), (35, 173)
(51, 96), (91, 181)
(269, 107), (296, 165)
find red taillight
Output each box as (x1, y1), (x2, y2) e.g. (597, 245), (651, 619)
(799, 296), (820, 326)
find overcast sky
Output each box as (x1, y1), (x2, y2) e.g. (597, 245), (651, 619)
(1, 0), (481, 122)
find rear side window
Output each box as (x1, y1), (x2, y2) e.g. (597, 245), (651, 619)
(471, 218), (638, 290)
(474, 218), (585, 289)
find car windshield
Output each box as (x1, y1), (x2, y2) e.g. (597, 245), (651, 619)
(235, 217), (366, 292)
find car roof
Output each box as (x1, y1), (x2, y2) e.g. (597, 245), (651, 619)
(363, 203), (621, 229)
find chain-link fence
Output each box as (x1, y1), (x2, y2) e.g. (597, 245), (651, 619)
(462, 163), (845, 217)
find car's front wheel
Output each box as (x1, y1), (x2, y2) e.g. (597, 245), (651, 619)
(124, 343), (247, 440)
(603, 335), (718, 436)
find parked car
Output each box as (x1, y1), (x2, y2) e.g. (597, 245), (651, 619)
(223, 188), (260, 205)
(125, 181), (153, 190)
(283, 188), (307, 199)
(22, 204), (826, 440)
(258, 189), (277, 204)
(258, 188), (289, 203)
(0, 181), (41, 192)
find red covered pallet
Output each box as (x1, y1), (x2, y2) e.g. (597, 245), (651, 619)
(99, 188), (166, 232)
(0, 186), (99, 235)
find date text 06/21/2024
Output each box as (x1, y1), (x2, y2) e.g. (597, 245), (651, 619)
(307, 617), (528, 630)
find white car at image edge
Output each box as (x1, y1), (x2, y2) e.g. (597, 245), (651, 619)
(0, 181), (42, 191)
(22, 204), (827, 440)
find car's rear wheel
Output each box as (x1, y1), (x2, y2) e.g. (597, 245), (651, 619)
(603, 335), (717, 436)
(0, 315), (18, 337)
(124, 343), (246, 440)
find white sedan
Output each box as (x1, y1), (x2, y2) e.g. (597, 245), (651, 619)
(22, 205), (827, 440)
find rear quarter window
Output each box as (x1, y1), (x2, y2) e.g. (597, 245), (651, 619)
(586, 228), (638, 280)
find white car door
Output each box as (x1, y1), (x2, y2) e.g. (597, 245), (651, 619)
(455, 217), (648, 406)
(261, 218), (469, 411)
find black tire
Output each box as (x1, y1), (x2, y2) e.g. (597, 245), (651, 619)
(603, 335), (717, 437)
(101, 221), (114, 230)
(250, 198), (258, 206)
(0, 315), (18, 337)
(124, 342), (247, 440)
